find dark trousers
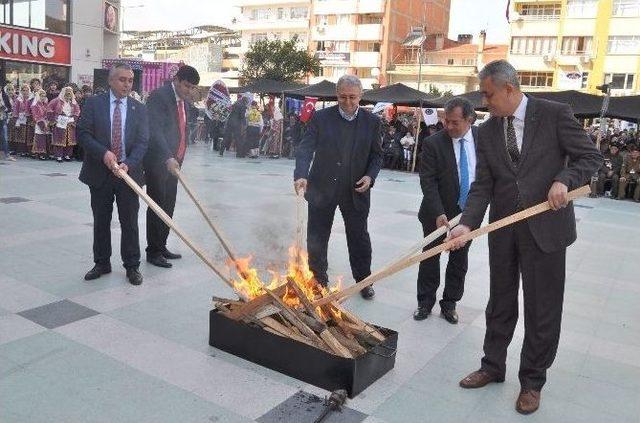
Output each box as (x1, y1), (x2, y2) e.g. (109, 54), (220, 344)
(89, 174), (140, 269)
(481, 221), (566, 391)
(145, 165), (178, 257)
(222, 123), (242, 155)
(307, 195), (372, 286)
(416, 222), (470, 311)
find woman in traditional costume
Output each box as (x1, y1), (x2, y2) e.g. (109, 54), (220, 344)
(14, 83), (34, 156)
(49, 86), (80, 162)
(30, 89), (49, 160)
(4, 83), (17, 157)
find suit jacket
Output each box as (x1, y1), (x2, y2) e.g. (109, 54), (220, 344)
(294, 105), (383, 211)
(78, 92), (149, 188)
(144, 83), (192, 168)
(418, 127), (478, 227)
(460, 96), (602, 253)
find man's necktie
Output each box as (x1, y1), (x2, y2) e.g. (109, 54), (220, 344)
(111, 99), (122, 160)
(458, 138), (470, 209)
(176, 99), (186, 162)
(506, 115), (520, 164)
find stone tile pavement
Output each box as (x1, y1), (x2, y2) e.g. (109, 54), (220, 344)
(1, 145), (639, 422)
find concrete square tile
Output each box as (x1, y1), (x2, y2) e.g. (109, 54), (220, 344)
(18, 299), (100, 329)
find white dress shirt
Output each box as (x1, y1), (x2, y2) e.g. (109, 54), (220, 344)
(503, 94), (528, 151)
(452, 127), (476, 185)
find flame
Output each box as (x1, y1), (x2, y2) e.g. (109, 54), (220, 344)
(229, 244), (344, 321)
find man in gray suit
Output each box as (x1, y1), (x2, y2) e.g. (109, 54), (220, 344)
(448, 60), (602, 414)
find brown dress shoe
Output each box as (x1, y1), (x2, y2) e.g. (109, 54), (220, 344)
(459, 370), (504, 389)
(516, 389), (540, 414)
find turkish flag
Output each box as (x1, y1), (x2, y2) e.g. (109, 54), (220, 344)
(300, 96), (318, 123)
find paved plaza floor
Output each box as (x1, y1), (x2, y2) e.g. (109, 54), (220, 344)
(1, 145), (639, 422)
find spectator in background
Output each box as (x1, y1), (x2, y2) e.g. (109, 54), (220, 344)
(592, 143), (623, 197)
(617, 144), (640, 201)
(400, 129), (415, 171)
(30, 89), (49, 160)
(49, 86), (80, 162)
(221, 93), (249, 157)
(284, 113), (302, 159)
(244, 100), (263, 159)
(47, 82), (60, 102)
(382, 125), (402, 169)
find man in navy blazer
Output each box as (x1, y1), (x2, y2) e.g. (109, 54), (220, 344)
(78, 63), (149, 285)
(144, 65), (200, 269)
(294, 74), (383, 299)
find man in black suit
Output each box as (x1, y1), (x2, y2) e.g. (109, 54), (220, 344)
(294, 74), (383, 299)
(78, 63), (149, 285)
(144, 66), (200, 268)
(414, 97), (478, 324)
(448, 60), (602, 414)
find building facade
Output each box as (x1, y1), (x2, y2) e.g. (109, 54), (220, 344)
(233, 0), (451, 89)
(0, 0), (118, 88)
(509, 0), (640, 94)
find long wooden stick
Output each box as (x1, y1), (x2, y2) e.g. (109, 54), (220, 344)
(116, 169), (238, 293)
(394, 213), (462, 262)
(173, 169), (239, 262)
(313, 185), (591, 307)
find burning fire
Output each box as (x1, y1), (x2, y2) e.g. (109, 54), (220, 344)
(229, 245), (342, 318)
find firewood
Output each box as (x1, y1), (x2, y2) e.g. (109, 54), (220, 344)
(318, 329), (353, 358)
(286, 278), (325, 322)
(226, 285), (287, 320)
(331, 303), (386, 342)
(328, 327), (367, 356)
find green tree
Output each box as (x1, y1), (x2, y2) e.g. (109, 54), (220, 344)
(426, 84), (453, 97)
(240, 36), (320, 82)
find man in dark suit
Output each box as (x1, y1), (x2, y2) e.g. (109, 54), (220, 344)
(78, 63), (149, 285)
(294, 74), (383, 299)
(144, 65), (200, 268)
(414, 97), (478, 324)
(448, 60), (602, 414)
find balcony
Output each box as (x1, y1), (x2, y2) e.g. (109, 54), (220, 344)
(312, 24), (356, 41)
(351, 51), (381, 68)
(234, 0), (309, 6)
(355, 24), (383, 41)
(235, 17), (309, 31)
(313, 0), (385, 15)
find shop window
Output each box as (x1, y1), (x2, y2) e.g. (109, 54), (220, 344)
(4, 60), (69, 89)
(2, 0), (70, 34)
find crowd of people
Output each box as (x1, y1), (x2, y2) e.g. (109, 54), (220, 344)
(588, 128), (640, 201)
(0, 78), (96, 162)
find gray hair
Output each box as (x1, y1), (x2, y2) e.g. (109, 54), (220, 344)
(478, 59), (520, 89)
(108, 63), (134, 79)
(336, 74), (362, 92)
(444, 97), (476, 120)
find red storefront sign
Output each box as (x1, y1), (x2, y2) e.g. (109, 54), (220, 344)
(0, 25), (71, 66)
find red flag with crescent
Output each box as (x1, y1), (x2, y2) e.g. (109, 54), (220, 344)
(300, 96), (318, 123)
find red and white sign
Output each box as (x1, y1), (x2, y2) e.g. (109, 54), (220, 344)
(0, 25), (71, 66)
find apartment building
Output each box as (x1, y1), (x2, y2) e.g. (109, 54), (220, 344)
(233, 0), (450, 89)
(509, 0), (640, 94)
(234, 0), (311, 54)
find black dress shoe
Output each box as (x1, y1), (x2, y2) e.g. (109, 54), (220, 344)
(84, 264), (111, 281)
(360, 285), (375, 300)
(441, 308), (459, 324)
(413, 306), (431, 321)
(147, 255), (172, 268)
(126, 268), (143, 285)
(161, 249), (182, 260)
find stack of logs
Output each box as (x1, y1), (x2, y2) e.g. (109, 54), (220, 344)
(213, 282), (386, 358)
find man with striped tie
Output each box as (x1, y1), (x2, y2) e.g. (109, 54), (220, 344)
(78, 63), (149, 285)
(414, 97), (477, 324)
(144, 65), (200, 269)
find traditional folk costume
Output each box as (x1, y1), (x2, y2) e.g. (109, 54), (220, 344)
(5, 86), (17, 154)
(49, 88), (80, 161)
(30, 91), (49, 159)
(13, 87), (34, 155)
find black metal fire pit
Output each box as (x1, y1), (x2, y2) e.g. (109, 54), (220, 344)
(209, 309), (398, 398)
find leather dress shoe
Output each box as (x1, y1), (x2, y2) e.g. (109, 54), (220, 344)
(360, 285), (375, 299)
(459, 370), (504, 389)
(413, 306), (431, 321)
(147, 255), (172, 268)
(162, 249), (182, 260)
(516, 389), (541, 414)
(126, 268), (143, 285)
(441, 308), (459, 324)
(84, 264), (111, 281)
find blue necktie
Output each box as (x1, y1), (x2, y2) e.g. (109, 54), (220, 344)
(458, 138), (470, 209)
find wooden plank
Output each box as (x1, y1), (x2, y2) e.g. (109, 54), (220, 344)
(313, 185), (592, 306)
